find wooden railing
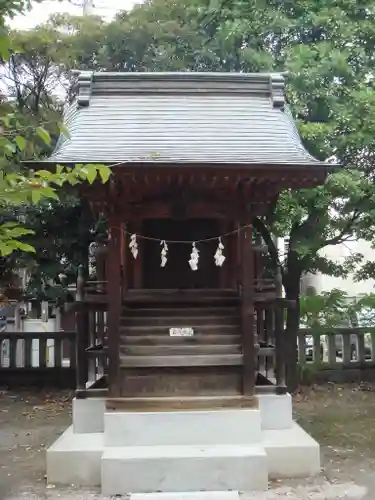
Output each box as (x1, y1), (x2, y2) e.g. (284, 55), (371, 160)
(255, 297), (288, 393)
(76, 269), (109, 398)
(2, 326), (375, 389)
(298, 327), (375, 383)
(0, 330), (76, 388)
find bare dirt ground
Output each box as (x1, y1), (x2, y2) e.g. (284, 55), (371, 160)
(0, 384), (375, 499)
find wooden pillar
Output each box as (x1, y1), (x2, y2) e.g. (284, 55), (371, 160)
(235, 222), (241, 292)
(220, 219), (231, 288)
(275, 268), (287, 392)
(240, 222), (256, 395)
(76, 265), (88, 397)
(121, 222), (128, 299)
(107, 212), (122, 397)
(227, 221), (237, 289)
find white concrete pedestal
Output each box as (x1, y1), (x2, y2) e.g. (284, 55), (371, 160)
(46, 394), (321, 494)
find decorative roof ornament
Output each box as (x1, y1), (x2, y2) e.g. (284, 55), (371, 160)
(270, 74), (285, 110)
(77, 71), (93, 107)
(129, 234), (138, 259)
(214, 238), (226, 267)
(189, 242), (199, 271)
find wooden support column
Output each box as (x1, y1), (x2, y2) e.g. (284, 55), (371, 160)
(107, 211), (122, 397)
(240, 221), (256, 395)
(121, 222), (128, 299)
(220, 219), (231, 288)
(75, 265), (88, 398)
(275, 268), (287, 393)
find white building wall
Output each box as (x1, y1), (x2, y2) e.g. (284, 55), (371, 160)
(304, 239), (375, 296)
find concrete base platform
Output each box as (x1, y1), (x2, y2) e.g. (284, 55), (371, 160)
(101, 444), (268, 494)
(104, 409), (262, 446)
(264, 422), (321, 478)
(46, 426), (103, 486)
(47, 396), (321, 494)
(46, 422), (320, 492)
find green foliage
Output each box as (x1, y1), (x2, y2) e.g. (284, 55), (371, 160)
(3, 0), (375, 309)
(18, 196), (107, 302)
(300, 289), (375, 330)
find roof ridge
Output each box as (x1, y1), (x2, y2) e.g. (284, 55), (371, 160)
(73, 71), (286, 108)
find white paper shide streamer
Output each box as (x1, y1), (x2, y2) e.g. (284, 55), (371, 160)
(160, 240), (168, 267)
(214, 237), (226, 267)
(129, 234), (138, 259)
(189, 242), (199, 271)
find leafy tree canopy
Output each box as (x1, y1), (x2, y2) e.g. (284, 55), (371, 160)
(4, 0), (375, 314)
(0, 0), (110, 281)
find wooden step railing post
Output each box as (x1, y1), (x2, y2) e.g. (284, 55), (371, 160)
(107, 212), (122, 397)
(274, 268), (286, 392)
(240, 220), (256, 395)
(76, 265), (88, 395)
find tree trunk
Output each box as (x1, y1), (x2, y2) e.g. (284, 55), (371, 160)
(284, 273), (301, 392)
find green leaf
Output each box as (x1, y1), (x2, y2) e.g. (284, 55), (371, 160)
(36, 126), (51, 145)
(15, 135), (26, 151)
(1, 221), (19, 229)
(98, 165), (111, 183)
(14, 241), (36, 253)
(35, 169), (53, 179)
(0, 35), (12, 62)
(38, 186), (59, 201)
(0, 115), (10, 127)
(86, 165), (98, 184)
(31, 189), (43, 204)
(3, 142), (16, 154)
(0, 226), (34, 237)
(59, 123), (70, 139)
(0, 242), (13, 256)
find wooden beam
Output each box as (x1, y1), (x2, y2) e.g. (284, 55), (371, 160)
(106, 395), (258, 412)
(107, 211), (122, 397)
(240, 222), (256, 395)
(116, 201), (242, 220)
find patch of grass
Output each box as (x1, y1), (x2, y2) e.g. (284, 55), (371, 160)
(294, 383), (375, 456)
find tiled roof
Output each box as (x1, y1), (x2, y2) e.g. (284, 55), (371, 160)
(48, 72), (325, 166)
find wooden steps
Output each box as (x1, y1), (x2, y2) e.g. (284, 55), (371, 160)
(122, 315), (239, 326)
(120, 354), (243, 367)
(106, 395), (257, 411)
(124, 306), (238, 317)
(121, 344), (241, 356)
(119, 292), (242, 397)
(123, 289), (240, 306)
(124, 334), (241, 345)
(122, 324), (239, 336)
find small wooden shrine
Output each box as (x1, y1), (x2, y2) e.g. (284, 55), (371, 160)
(45, 72), (327, 409)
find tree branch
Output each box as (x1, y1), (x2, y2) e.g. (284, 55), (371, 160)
(252, 216), (284, 278)
(321, 208), (361, 247)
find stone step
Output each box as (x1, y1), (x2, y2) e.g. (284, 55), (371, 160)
(104, 407), (262, 446)
(120, 344), (242, 356)
(120, 354), (243, 368)
(124, 334), (242, 345)
(101, 444), (268, 494)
